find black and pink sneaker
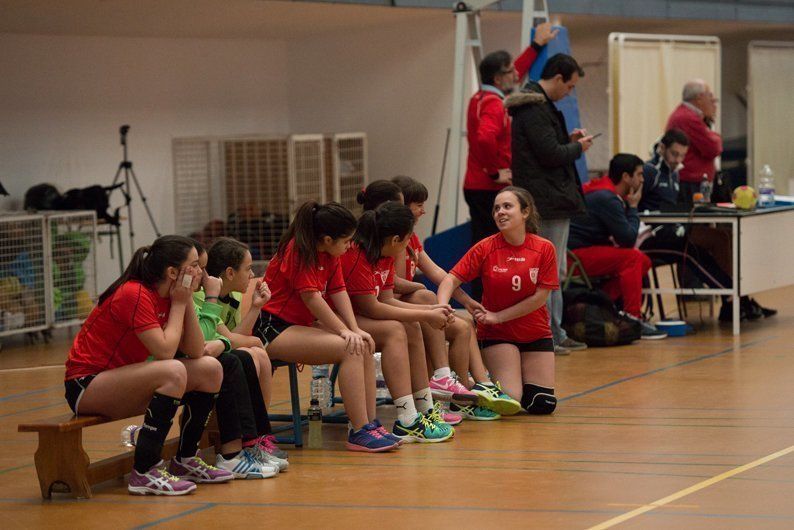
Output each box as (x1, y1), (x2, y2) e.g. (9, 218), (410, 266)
(128, 461), (197, 496)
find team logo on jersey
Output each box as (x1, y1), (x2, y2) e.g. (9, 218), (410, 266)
(158, 312), (167, 319)
(377, 269), (389, 285)
(529, 268), (539, 284)
(492, 265), (508, 273)
(507, 256), (526, 262)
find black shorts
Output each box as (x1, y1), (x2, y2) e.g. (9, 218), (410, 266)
(479, 338), (555, 353)
(254, 311), (296, 347)
(64, 375), (96, 415)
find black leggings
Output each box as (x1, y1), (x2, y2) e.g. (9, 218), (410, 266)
(215, 350), (272, 445)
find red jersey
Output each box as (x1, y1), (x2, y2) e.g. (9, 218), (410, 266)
(340, 244), (395, 298)
(262, 240), (346, 326)
(451, 233), (558, 342)
(65, 281), (170, 380)
(404, 233), (423, 282)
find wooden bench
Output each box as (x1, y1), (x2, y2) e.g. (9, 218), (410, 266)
(19, 414), (211, 499)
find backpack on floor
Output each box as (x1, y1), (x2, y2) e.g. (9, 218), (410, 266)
(562, 287), (641, 347)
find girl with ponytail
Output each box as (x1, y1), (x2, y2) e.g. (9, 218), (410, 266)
(391, 175), (521, 419)
(357, 181), (479, 426)
(65, 235), (232, 496)
(256, 201), (398, 453)
(339, 201), (455, 442)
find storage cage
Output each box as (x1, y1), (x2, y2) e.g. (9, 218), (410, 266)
(0, 213), (48, 337)
(174, 133), (342, 264)
(46, 211), (98, 327)
(323, 133), (368, 217)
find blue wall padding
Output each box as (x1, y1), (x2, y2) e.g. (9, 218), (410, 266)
(418, 222), (472, 307)
(527, 26), (589, 182)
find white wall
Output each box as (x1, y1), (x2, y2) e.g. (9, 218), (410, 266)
(287, 12), (456, 236)
(0, 33), (289, 289)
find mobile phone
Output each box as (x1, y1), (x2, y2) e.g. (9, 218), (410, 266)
(181, 274), (194, 288)
(590, 132), (603, 140)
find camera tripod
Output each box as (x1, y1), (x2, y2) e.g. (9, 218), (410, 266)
(110, 125), (161, 257)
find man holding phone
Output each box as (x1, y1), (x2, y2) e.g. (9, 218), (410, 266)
(506, 53), (592, 354)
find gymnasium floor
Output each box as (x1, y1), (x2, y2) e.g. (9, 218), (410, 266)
(1, 289), (793, 529)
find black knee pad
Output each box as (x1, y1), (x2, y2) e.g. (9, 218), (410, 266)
(521, 384), (557, 415)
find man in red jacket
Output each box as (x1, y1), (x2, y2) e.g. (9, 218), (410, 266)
(463, 22), (558, 250)
(665, 79), (722, 203)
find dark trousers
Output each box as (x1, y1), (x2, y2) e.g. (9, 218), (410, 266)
(641, 229), (732, 290)
(464, 189), (499, 301)
(215, 350), (272, 445)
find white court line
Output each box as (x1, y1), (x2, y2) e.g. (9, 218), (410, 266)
(0, 365), (63, 374)
(587, 444), (794, 529)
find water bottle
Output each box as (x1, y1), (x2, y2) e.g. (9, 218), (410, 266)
(699, 174), (713, 203)
(311, 364), (332, 410)
(121, 425), (140, 447)
(374, 352), (390, 400)
(758, 165), (776, 208)
(307, 399), (323, 449)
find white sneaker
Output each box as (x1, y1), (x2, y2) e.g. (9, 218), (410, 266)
(215, 448), (278, 479)
(250, 442), (289, 471)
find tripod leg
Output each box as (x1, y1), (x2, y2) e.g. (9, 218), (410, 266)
(128, 167), (161, 237)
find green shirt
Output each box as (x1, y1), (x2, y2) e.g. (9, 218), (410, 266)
(192, 289), (232, 353)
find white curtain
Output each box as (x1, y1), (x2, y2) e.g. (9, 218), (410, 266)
(609, 35), (720, 159)
(749, 43), (794, 194)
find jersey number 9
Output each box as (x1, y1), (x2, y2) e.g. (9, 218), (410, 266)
(511, 275), (521, 291)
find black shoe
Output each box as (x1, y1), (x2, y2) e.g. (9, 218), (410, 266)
(741, 297), (763, 321)
(749, 298), (777, 318)
(719, 300), (751, 322)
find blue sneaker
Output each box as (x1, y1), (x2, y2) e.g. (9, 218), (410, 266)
(372, 419), (404, 446)
(346, 423), (399, 453)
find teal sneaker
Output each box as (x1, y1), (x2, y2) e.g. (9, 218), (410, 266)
(450, 403), (501, 421)
(393, 412), (453, 443)
(471, 381), (521, 416)
(426, 401), (457, 437)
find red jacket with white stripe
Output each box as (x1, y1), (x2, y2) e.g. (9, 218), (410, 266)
(464, 45), (539, 191)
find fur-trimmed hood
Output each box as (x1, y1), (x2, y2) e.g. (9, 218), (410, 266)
(504, 91), (545, 111)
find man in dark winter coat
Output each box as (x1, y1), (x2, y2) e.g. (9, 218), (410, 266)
(506, 53), (593, 354)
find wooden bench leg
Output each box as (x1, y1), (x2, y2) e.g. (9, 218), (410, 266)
(34, 430), (91, 499)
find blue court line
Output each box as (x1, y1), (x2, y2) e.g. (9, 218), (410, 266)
(5, 495), (794, 524)
(558, 336), (773, 403)
(132, 503), (217, 529)
(0, 386), (60, 403)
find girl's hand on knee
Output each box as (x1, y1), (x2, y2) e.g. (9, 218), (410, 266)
(427, 308), (450, 330)
(355, 329), (376, 355)
(203, 340), (226, 357)
(340, 329), (364, 356)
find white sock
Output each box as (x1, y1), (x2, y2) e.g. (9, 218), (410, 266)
(413, 388), (433, 414)
(393, 394), (419, 426)
(432, 367), (451, 380)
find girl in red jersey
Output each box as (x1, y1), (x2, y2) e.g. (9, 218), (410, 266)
(391, 175), (522, 419)
(342, 200), (455, 441)
(64, 235), (233, 496)
(255, 201), (398, 453)
(357, 181), (477, 418)
(437, 187), (559, 415)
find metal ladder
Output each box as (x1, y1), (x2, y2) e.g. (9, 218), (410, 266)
(446, 0), (551, 226)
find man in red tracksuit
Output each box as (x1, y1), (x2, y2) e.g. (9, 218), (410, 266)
(463, 22), (558, 248)
(567, 154), (667, 340)
(665, 79), (722, 203)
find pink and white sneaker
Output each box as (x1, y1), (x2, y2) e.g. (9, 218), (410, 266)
(128, 461), (197, 496)
(169, 454), (234, 483)
(429, 375), (478, 405)
(429, 401), (463, 426)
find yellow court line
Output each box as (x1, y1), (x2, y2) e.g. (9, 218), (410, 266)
(586, 444), (794, 530)
(0, 365), (63, 374)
